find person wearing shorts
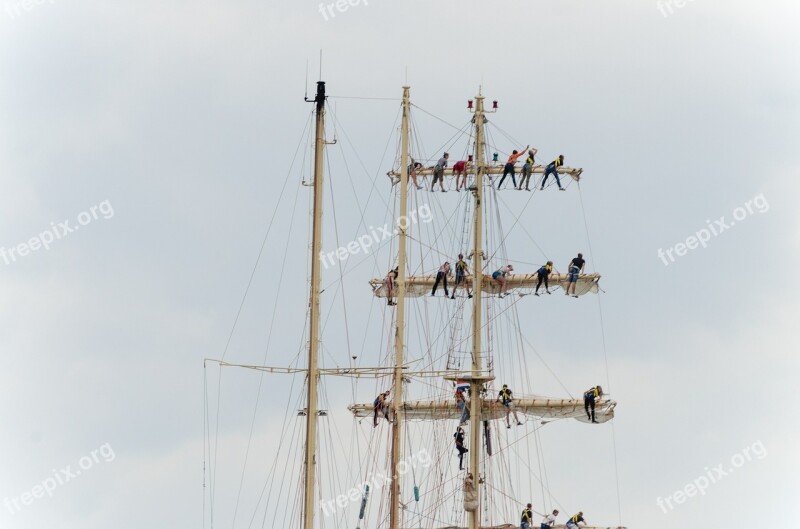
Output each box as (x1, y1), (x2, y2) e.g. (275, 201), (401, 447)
(565, 253), (585, 297)
(432, 152), (449, 192)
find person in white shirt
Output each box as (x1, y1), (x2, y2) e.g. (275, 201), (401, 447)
(492, 264), (513, 298)
(540, 509), (559, 529)
(431, 261), (451, 297)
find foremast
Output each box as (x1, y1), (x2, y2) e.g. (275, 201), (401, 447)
(303, 80), (326, 529)
(389, 86), (412, 529)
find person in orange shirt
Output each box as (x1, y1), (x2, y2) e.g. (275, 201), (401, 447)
(497, 145), (529, 189)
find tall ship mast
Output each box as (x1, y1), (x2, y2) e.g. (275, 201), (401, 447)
(204, 82), (625, 529)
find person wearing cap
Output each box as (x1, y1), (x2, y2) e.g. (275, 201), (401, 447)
(518, 148), (538, 191)
(520, 503), (534, 529)
(583, 386), (603, 424)
(453, 159), (470, 192)
(432, 152), (449, 192)
(541, 155), (565, 190)
(492, 264), (514, 298)
(431, 261), (451, 297)
(498, 145), (529, 189)
(535, 261), (553, 296)
(497, 384), (522, 428)
(541, 509), (559, 529)
(565, 253), (585, 297)
(373, 390), (391, 427)
(451, 254), (473, 299)
(565, 511), (587, 528)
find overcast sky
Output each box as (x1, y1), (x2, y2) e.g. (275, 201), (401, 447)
(1, 1), (798, 528)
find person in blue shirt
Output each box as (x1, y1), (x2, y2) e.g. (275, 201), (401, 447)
(583, 386), (603, 424)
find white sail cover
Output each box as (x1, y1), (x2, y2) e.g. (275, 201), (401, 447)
(349, 397), (615, 424)
(387, 163), (584, 183)
(370, 273), (601, 298)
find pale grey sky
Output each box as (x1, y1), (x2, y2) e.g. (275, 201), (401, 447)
(1, 1), (798, 528)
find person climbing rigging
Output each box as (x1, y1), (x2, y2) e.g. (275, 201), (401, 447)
(492, 264), (513, 298)
(541, 155), (565, 190)
(455, 387), (470, 425)
(431, 261), (451, 297)
(565, 253), (585, 298)
(534, 261), (553, 296)
(373, 390), (391, 427)
(452, 254), (473, 299)
(541, 510), (559, 529)
(454, 426), (469, 470)
(498, 145), (529, 189)
(520, 503), (534, 529)
(497, 384), (522, 428)
(385, 266), (398, 306)
(432, 152), (449, 192)
(518, 148), (537, 191)
(453, 159), (469, 192)
(583, 385), (603, 423)
(565, 512), (587, 528)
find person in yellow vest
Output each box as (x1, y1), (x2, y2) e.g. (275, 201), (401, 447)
(584, 386), (603, 423)
(565, 511), (587, 528)
(534, 261), (553, 296)
(518, 148), (538, 191)
(540, 155), (565, 190)
(497, 384), (522, 428)
(451, 254), (473, 299)
(520, 503), (534, 529)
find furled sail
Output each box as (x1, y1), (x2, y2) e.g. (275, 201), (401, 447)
(349, 397), (615, 423)
(370, 273), (601, 298)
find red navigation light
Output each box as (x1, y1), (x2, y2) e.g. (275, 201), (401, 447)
(468, 100), (473, 109)
(492, 100), (498, 109)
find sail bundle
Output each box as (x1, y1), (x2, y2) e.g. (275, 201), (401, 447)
(371, 273), (601, 298)
(349, 397), (616, 424)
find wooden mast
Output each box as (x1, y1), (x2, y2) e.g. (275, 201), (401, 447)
(468, 93), (487, 529)
(302, 80), (326, 529)
(389, 85), (411, 529)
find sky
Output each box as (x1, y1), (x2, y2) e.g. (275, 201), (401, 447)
(1, 1), (798, 528)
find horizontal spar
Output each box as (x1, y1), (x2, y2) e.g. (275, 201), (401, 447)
(388, 164), (583, 181)
(349, 397), (616, 423)
(371, 273), (601, 298)
(396, 526), (626, 529)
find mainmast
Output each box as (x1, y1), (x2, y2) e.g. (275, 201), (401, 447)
(468, 93), (487, 529)
(389, 86), (411, 529)
(303, 80), (326, 529)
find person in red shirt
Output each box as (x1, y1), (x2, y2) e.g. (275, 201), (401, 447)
(453, 159), (470, 191)
(497, 145), (529, 189)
